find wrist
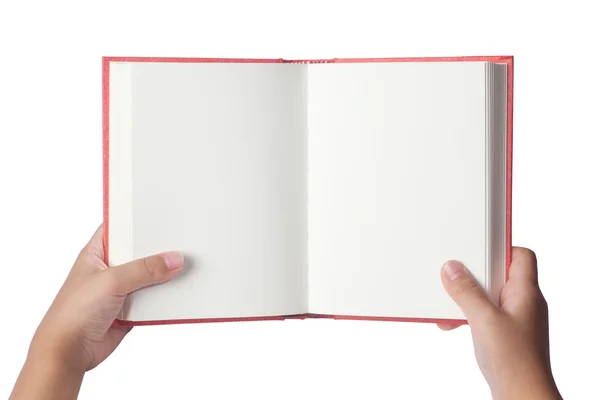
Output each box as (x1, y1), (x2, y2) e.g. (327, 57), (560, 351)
(23, 351), (86, 380)
(11, 341), (85, 400)
(28, 328), (87, 377)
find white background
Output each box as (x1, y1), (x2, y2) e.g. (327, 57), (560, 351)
(0, 1), (598, 398)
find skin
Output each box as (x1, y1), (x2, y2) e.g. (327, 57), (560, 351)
(439, 248), (562, 399)
(9, 225), (561, 399)
(9, 225), (184, 400)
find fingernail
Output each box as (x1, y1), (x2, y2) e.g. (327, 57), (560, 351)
(443, 260), (464, 280)
(163, 252), (184, 270)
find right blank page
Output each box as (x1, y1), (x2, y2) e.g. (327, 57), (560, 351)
(307, 61), (489, 320)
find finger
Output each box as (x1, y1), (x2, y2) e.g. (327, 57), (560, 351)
(441, 260), (497, 323)
(508, 247), (538, 284)
(437, 323), (460, 331)
(107, 326), (132, 346)
(72, 224), (106, 275)
(106, 252), (184, 295)
(99, 327), (133, 361)
(77, 223), (105, 262)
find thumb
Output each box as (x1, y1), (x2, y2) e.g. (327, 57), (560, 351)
(107, 252), (184, 295)
(441, 260), (496, 322)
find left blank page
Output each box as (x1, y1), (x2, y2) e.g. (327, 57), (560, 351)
(108, 62), (308, 321)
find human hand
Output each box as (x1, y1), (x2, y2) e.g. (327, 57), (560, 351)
(10, 224), (183, 399)
(439, 248), (561, 400)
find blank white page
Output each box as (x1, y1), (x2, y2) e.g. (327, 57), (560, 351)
(307, 62), (488, 319)
(108, 62), (308, 321)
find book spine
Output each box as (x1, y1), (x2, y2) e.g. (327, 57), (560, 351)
(282, 59), (333, 64)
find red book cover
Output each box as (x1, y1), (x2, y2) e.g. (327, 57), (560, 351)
(103, 55), (513, 327)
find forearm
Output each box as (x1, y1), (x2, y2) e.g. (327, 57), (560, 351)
(493, 386), (561, 400)
(491, 369), (562, 400)
(10, 352), (84, 400)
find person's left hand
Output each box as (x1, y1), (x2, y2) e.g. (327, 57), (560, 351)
(28, 224), (184, 373)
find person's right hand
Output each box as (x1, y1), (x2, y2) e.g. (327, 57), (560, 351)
(439, 247), (562, 400)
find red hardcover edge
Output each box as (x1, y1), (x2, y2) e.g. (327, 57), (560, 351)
(102, 55), (513, 327)
(102, 58), (109, 260)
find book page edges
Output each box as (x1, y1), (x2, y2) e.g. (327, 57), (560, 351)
(488, 63), (508, 305)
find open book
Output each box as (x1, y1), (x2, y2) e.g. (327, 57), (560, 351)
(103, 56), (513, 326)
